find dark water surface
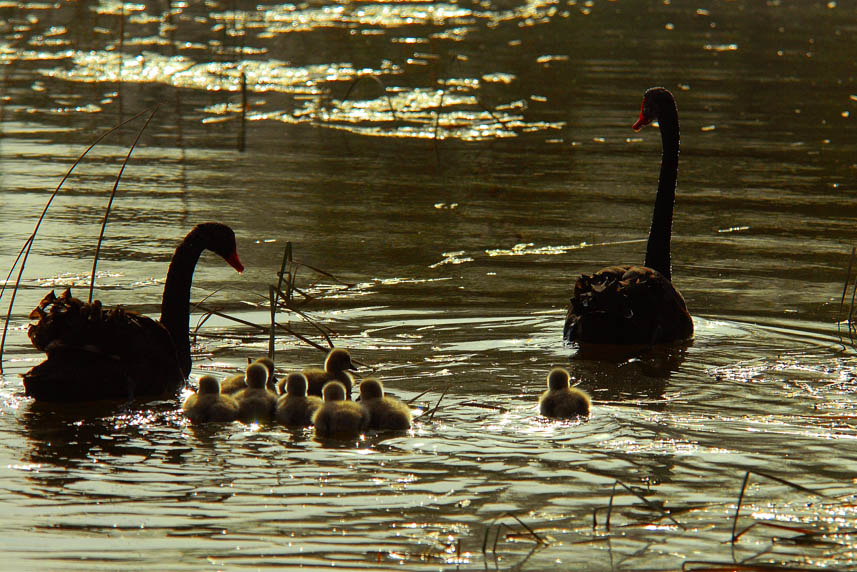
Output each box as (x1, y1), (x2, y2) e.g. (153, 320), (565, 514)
(2, 0), (857, 569)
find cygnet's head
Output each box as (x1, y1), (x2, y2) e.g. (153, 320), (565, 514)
(322, 381), (347, 402)
(359, 378), (384, 400)
(285, 372), (309, 396)
(547, 367), (571, 391)
(253, 357), (275, 378)
(325, 348), (355, 372)
(245, 363), (269, 389)
(198, 375), (221, 394)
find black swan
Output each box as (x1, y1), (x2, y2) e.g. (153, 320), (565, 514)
(538, 367), (590, 419)
(313, 381), (369, 440)
(183, 375), (239, 423)
(275, 372), (323, 427)
(358, 378), (412, 430)
(23, 222), (244, 402)
(563, 87), (693, 345)
(301, 348), (356, 398)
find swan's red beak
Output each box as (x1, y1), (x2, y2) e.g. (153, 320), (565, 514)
(632, 100), (651, 131)
(632, 111), (650, 132)
(225, 251), (244, 273)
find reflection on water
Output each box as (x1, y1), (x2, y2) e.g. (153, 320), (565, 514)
(2, 0), (857, 569)
(43, 51), (399, 96)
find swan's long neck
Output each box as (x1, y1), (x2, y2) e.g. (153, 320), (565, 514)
(644, 103), (679, 281)
(160, 231), (206, 377)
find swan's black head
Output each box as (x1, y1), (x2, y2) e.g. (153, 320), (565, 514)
(191, 222), (244, 272)
(547, 367), (571, 390)
(633, 87), (676, 132)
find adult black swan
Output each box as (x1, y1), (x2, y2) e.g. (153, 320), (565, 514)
(563, 88), (693, 345)
(23, 223), (244, 402)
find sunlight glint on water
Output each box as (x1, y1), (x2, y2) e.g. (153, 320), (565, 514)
(1, 0), (857, 569)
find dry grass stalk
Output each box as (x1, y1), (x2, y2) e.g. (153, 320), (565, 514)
(836, 247), (854, 346)
(406, 387), (434, 405)
(731, 470), (823, 546)
(339, 75), (398, 122)
(458, 401), (509, 413)
(192, 242), (358, 364)
(89, 105), (159, 302)
(848, 252), (857, 350)
(238, 71), (247, 152)
(596, 479), (683, 532)
(683, 562), (825, 571)
(194, 305), (331, 353)
(268, 285), (276, 359)
(0, 107), (157, 372)
(426, 384), (450, 422)
(481, 511), (548, 561)
(187, 239), (358, 371)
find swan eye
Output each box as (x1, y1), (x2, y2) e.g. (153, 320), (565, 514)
(640, 99), (659, 122)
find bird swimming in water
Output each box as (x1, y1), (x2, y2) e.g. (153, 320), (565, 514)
(313, 381), (368, 440)
(358, 378), (412, 430)
(275, 372), (323, 427)
(234, 362), (277, 423)
(301, 348), (357, 398)
(564, 88), (693, 346)
(182, 375), (239, 423)
(538, 367), (591, 419)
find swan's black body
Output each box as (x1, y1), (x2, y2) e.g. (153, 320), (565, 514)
(564, 88), (693, 345)
(23, 223), (243, 402)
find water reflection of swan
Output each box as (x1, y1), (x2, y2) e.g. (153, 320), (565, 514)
(571, 343), (689, 406)
(23, 223), (244, 403)
(20, 400), (170, 470)
(539, 367), (590, 419)
(564, 88), (693, 346)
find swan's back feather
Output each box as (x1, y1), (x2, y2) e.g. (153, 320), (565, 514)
(23, 289), (184, 401)
(564, 265), (693, 345)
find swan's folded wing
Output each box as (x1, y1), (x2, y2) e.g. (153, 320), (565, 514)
(565, 265), (692, 345)
(24, 291), (185, 401)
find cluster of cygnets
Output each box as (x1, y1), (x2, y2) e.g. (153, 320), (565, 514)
(183, 348), (590, 439)
(182, 348), (412, 439)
